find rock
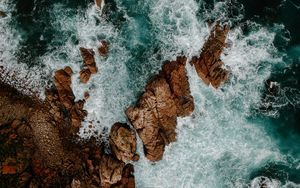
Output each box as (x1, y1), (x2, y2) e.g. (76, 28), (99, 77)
(191, 24), (230, 88)
(109, 122), (138, 162)
(0, 11), (6, 18)
(126, 78), (177, 161)
(79, 69), (91, 83)
(84, 91), (90, 100)
(160, 56), (194, 117)
(113, 164), (135, 188)
(54, 67), (75, 110)
(98, 40), (109, 57)
(95, 0), (103, 9)
(2, 165), (17, 174)
(70, 100), (87, 132)
(126, 56), (194, 161)
(80, 47), (98, 74)
(99, 155), (125, 186)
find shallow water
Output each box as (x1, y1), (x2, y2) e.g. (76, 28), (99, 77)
(0, 0), (299, 187)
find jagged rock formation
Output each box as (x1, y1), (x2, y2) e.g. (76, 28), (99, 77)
(126, 56), (194, 161)
(0, 66), (135, 187)
(109, 122), (139, 162)
(191, 24), (230, 88)
(79, 47), (98, 83)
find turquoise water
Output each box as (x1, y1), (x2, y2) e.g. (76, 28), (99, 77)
(0, 0), (299, 187)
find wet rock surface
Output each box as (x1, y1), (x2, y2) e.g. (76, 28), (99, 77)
(53, 66), (75, 110)
(98, 40), (109, 57)
(79, 47), (98, 83)
(109, 122), (139, 162)
(191, 24), (230, 88)
(126, 56), (194, 161)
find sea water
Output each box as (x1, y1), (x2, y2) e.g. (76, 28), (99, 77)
(0, 0), (299, 187)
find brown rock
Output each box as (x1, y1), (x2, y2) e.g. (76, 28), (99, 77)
(191, 24), (230, 88)
(80, 47), (98, 74)
(126, 56), (194, 161)
(95, 0), (103, 8)
(54, 67), (75, 110)
(84, 91), (90, 100)
(98, 40), (109, 57)
(126, 78), (177, 161)
(70, 100), (87, 132)
(99, 155), (125, 186)
(109, 122), (138, 162)
(161, 56), (194, 117)
(2, 165), (17, 174)
(80, 69), (91, 83)
(113, 164), (135, 188)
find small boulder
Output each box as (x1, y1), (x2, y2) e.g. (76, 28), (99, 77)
(99, 155), (125, 186)
(80, 47), (98, 74)
(98, 40), (109, 57)
(79, 69), (91, 83)
(109, 122), (138, 162)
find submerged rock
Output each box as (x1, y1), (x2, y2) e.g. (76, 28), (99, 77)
(191, 24), (230, 88)
(98, 40), (109, 57)
(126, 56), (194, 161)
(0, 11), (6, 18)
(109, 122), (139, 162)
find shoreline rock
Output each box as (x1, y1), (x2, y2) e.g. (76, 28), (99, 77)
(126, 56), (194, 161)
(79, 47), (98, 83)
(191, 24), (230, 88)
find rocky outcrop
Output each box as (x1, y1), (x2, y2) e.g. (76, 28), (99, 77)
(126, 56), (194, 161)
(95, 0), (103, 9)
(98, 40), (109, 57)
(53, 66), (75, 110)
(191, 24), (230, 88)
(79, 47), (98, 83)
(109, 122), (139, 162)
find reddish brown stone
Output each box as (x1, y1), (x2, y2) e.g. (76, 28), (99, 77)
(2, 165), (17, 174)
(80, 69), (91, 83)
(126, 56), (194, 161)
(191, 24), (230, 88)
(109, 122), (138, 162)
(98, 40), (109, 57)
(99, 155), (125, 186)
(54, 67), (75, 110)
(95, 0), (102, 8)
(80, 47), (98, 74)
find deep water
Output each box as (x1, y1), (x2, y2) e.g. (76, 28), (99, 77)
(0, 0), (299, 187)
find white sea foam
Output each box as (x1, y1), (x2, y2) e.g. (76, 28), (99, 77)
(0, 1), (48, 97)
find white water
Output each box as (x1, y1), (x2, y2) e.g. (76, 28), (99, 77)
(0, 1), (48, 97)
